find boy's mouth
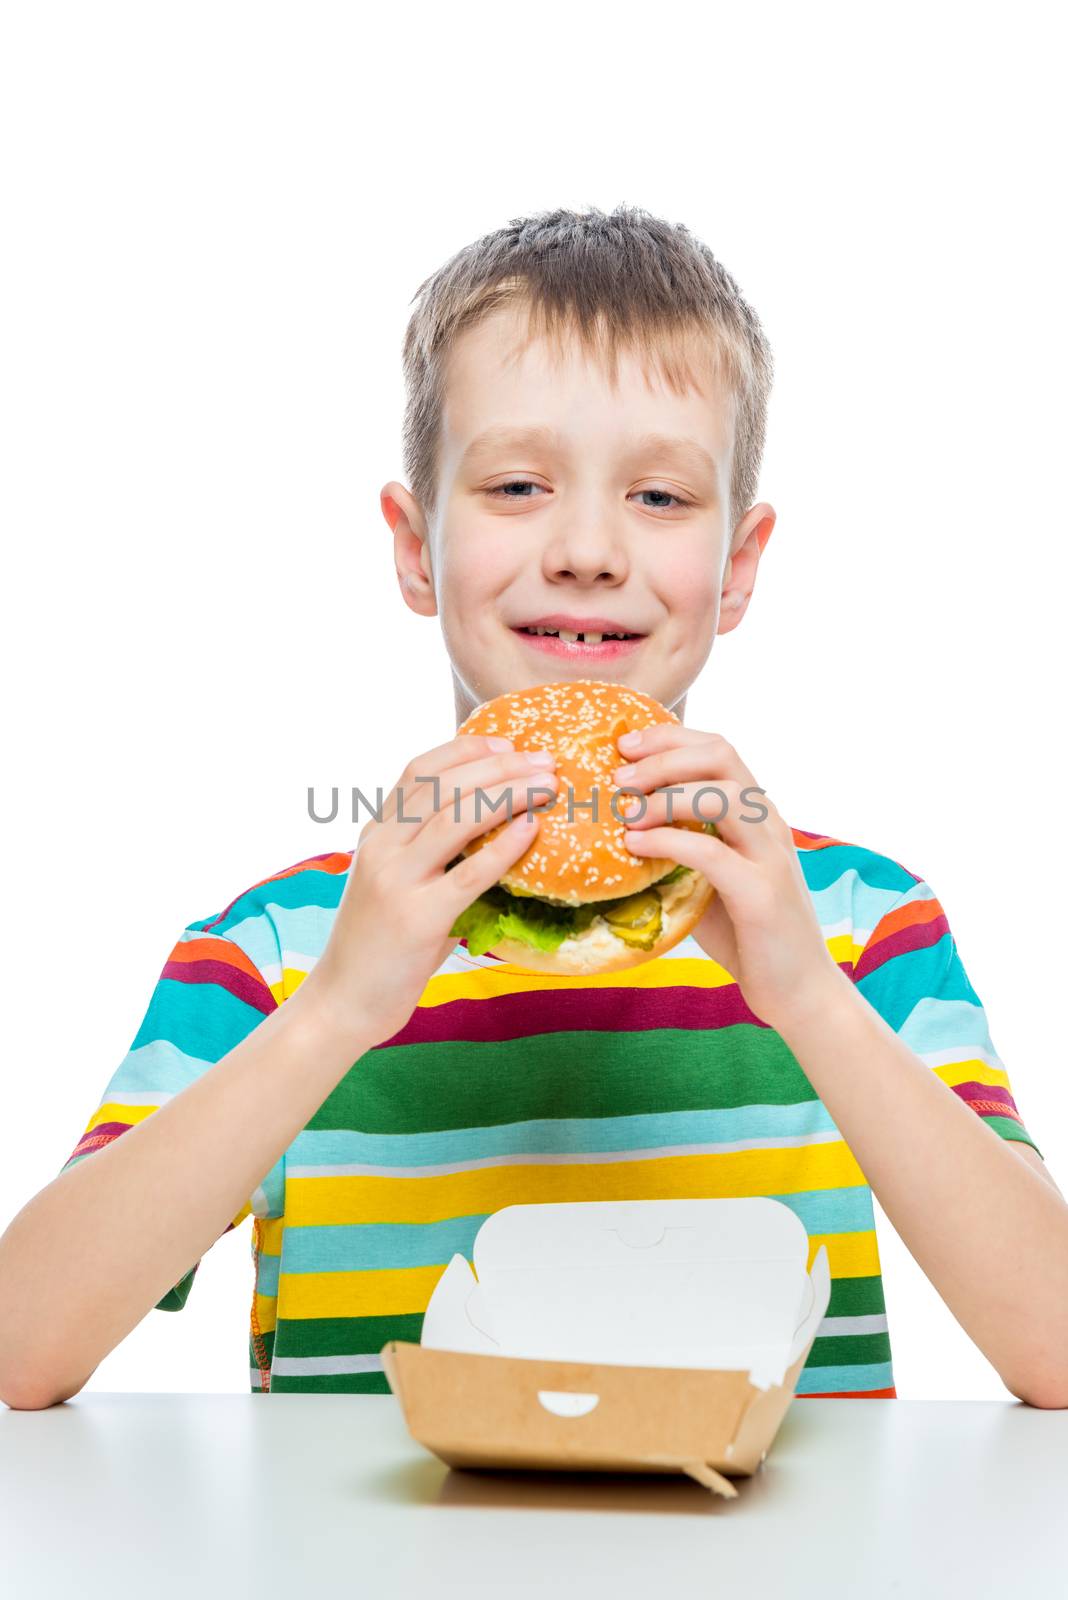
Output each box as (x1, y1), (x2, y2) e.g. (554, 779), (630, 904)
(511, 615), (646, 660)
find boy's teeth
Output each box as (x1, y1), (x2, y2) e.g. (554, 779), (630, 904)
(523, 626), (632, 643)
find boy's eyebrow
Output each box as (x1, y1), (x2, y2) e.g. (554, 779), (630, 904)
(459, 425), (720, 488)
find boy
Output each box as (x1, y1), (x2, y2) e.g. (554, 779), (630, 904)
(2, 204), (1066, 1410)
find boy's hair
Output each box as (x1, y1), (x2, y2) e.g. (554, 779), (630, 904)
(401, 203), (774, 536)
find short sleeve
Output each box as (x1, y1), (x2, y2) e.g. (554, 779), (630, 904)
(852, 877), (1042, 1158)
(57, 921), (286, 1311)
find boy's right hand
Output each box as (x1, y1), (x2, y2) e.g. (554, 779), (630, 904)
(300, 734), (560, 1047)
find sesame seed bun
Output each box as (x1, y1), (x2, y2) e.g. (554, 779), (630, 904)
(455, 679), (716, 974)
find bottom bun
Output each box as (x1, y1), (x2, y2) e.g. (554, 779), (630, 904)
(485, 868), (716, 977)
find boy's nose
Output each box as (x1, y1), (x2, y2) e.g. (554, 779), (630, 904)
(542, 525), (630, 585)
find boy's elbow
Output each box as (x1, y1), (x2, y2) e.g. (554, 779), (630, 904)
(1006, 1370), (1068, 1409)
(0, 1363), (96, 1411)
(0, 1380), (63, 1410)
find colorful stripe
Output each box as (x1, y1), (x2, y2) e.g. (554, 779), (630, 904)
(58, 827), (1041, 1399)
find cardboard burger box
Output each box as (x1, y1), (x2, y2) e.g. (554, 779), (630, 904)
(381, 1197), (831, 1498)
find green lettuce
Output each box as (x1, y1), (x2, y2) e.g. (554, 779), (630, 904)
(448, 820), (716, 958)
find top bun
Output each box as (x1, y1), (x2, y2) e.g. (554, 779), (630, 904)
(457, 679), (709, 906)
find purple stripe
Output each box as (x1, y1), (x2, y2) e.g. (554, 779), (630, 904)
(380, 978), (773, 1047)
(62, 1121), (134, 1166)
(952, 1081), (1021, 1117)
(854, 913), (950, 980)
(162, 957), (275, 1015)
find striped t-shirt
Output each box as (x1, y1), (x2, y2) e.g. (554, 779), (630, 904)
(59, 827), (1040, 1399)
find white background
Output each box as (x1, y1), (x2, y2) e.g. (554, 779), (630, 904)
(1, 1), (1064, 1404)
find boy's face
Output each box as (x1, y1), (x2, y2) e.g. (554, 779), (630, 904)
(383, 303), (775, 725)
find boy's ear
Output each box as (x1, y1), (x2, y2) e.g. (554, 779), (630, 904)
(717, 502), (776, 636)
(381, 481), (437, 618)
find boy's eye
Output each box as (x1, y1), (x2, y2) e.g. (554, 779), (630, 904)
(636, 487), (692, 510)
(485, 479), (694, 509)
(487, 479), (544, 499)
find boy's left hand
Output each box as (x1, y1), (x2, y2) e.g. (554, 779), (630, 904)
(613, 723), (844, 1033)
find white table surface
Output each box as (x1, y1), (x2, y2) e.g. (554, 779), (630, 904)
(1, 1393), (1064, 1597)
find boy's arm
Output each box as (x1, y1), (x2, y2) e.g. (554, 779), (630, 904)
(0, 976), (380, 1410)
(777, 967), (1068, 1409)
(612, 723), (1068, 1407)
(0, 734), (555, 1410)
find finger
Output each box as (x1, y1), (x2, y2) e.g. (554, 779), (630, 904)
(617, 780), (777, 855)
(397, 771), (562, 882)
(377, 734), (517, 824)
(622, 822), (754, 908)
(440, 810), (546, 917)
(613, 733), (759, 796)
(380, 747), (558, 840)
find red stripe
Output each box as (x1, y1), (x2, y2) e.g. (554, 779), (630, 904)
(854, 909), (950, 981)
(952, 1081), (1022, 1119)
(161, 956), (276, 1015)
(380, 975), (778, 1046)
(63, 1121), (134, 1165)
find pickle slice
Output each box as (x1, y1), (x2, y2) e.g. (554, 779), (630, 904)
(601, 890), (662, 949)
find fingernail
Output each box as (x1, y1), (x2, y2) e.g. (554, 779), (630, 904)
(487, 736), (513, 751)
(621, 798), (642, 817)
(615, 763), (637, 782)
(524, 749), (557, 766)
(618, 730), (642, 750)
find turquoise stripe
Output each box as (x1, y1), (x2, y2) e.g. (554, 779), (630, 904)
(93, 1040), (216, 1100)
(131, 976), (266, 1058)
(278, 1188), (875, 1275)
(796, 1360), (894, 1395)
(258, 903), (337, 959)
(856, 938), (977, 1027)
(284, 1216), (486, 1274)
(256, 1251), (281, 1297)
(194, 866), (347, 938)
(288, 1102), (843, 1170)
(255, 1153), (287, 1221)
(218, 917), (282, 977)
(818, 877), (933, 943)
(799, 844), (916, 897)
(899, 997), (998, 1057)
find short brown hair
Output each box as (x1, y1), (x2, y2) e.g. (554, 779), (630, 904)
(401, 203), (774, 534)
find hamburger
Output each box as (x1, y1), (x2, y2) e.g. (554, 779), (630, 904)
(447, 679), (718, 975)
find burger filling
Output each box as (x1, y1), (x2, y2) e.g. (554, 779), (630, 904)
(448, 823), (716, 958)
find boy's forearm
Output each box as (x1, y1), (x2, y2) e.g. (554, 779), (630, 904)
(0, 980), (378, 1410)
(778, 968), (1068, 1408)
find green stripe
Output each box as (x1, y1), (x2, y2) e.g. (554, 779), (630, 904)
(985, 1118), (1040, 1156)
(155, 1266), (197, 1312)
(826, 1274), (887, 1317)
(312, 1026), (817, 1134)
(270, 1372), (391, 1394)
(803, 1331), (892, 1369)
(274, 1313), (424, 1357)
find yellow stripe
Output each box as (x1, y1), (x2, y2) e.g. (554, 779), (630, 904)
(932, 1058), (1014, 1093)
(809, 1228), (881, 1278)
(253, 1290), (278, 1335)
(281, 1264), (446, 1320)
(418, 953), (737, 1007)
(258, 1217), (286, 1254)
(277, 1231), (880, 1320)
(83, 1101), (161, 1132)
(287, 1142), (866, 1227)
